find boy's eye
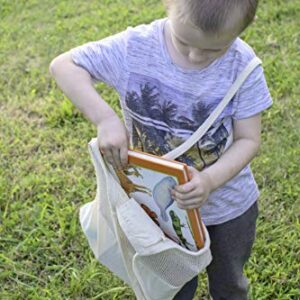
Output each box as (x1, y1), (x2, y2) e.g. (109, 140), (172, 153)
(175, 37), (188, 46)
(176, 38), (221, 52)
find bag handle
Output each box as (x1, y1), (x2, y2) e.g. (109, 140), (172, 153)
(162, 57), (262, 160)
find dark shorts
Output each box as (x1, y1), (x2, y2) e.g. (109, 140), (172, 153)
(173, 201), (259, 300)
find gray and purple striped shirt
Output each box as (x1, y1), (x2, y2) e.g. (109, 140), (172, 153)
(71, 18), (272, 225)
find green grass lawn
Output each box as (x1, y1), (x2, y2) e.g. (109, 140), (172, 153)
(1, 0), (299, 299)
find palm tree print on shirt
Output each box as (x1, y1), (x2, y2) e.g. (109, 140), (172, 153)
(125, 80), (230, 171)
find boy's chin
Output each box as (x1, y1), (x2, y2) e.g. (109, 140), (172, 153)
(188, 58), (213, 67)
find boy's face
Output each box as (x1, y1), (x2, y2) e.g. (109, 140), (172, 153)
(168, 11), (242, 67)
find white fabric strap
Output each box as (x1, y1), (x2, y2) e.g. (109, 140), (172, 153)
(162, 57), (262, 160)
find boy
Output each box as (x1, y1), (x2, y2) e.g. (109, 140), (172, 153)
(50, 0), (272, 299)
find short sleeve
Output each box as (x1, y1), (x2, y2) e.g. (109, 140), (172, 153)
(232, 64), (272, 120)
(70, 30), (128, 89)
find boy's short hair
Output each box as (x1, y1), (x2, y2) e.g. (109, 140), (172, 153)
(163, 0), (258, 33)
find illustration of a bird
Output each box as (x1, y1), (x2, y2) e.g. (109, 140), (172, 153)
(152, 176), (176, 221)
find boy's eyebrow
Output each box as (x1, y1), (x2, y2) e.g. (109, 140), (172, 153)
(173, 33), (221, 50)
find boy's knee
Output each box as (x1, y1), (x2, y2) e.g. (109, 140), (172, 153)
(172, 276), (198, 300)
(208, 272), (249, 300)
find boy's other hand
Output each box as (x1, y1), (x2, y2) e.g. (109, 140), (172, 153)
(171, 166), (213, 209)
(97, 114), (129, 170)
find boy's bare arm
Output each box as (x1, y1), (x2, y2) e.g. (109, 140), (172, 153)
(172, 114), (261, 209)
(203, 113), (261, 191)
(49, 52), (129, 170)
(49, 52), (116, 126)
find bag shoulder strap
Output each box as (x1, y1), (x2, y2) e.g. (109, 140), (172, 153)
(162, 57), (262, 160)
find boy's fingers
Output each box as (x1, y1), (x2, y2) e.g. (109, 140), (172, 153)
(174, 182), (194, 193)
(103, 151), (113, 165)
(101, 147), (126, 170)
(176, 197), (203, 209)
(111, 148), (122, 170)
(187, 166), (199, 178)
(103, 150), (114, 166)
(172, 189), (198, 200)
(102, 148), (118, 170)
(120, 147), (128, 169)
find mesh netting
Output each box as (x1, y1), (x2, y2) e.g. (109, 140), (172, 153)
(139, 248), (204, 287)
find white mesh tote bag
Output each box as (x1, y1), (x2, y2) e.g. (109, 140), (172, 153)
(81, 138), (212, 300)
(79, 57), (262, 300)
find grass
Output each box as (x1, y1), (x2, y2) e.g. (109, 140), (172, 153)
(0, 0), (299, 299)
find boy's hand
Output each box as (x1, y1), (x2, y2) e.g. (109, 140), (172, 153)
(171, 166), (213, 209)
(97, 114), (129, 170)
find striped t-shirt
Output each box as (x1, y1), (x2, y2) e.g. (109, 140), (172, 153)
(71, 18), (272, 226)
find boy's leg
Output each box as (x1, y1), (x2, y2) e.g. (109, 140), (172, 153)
(206, 201), (258, 300)
(172, 275), (198, 300)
